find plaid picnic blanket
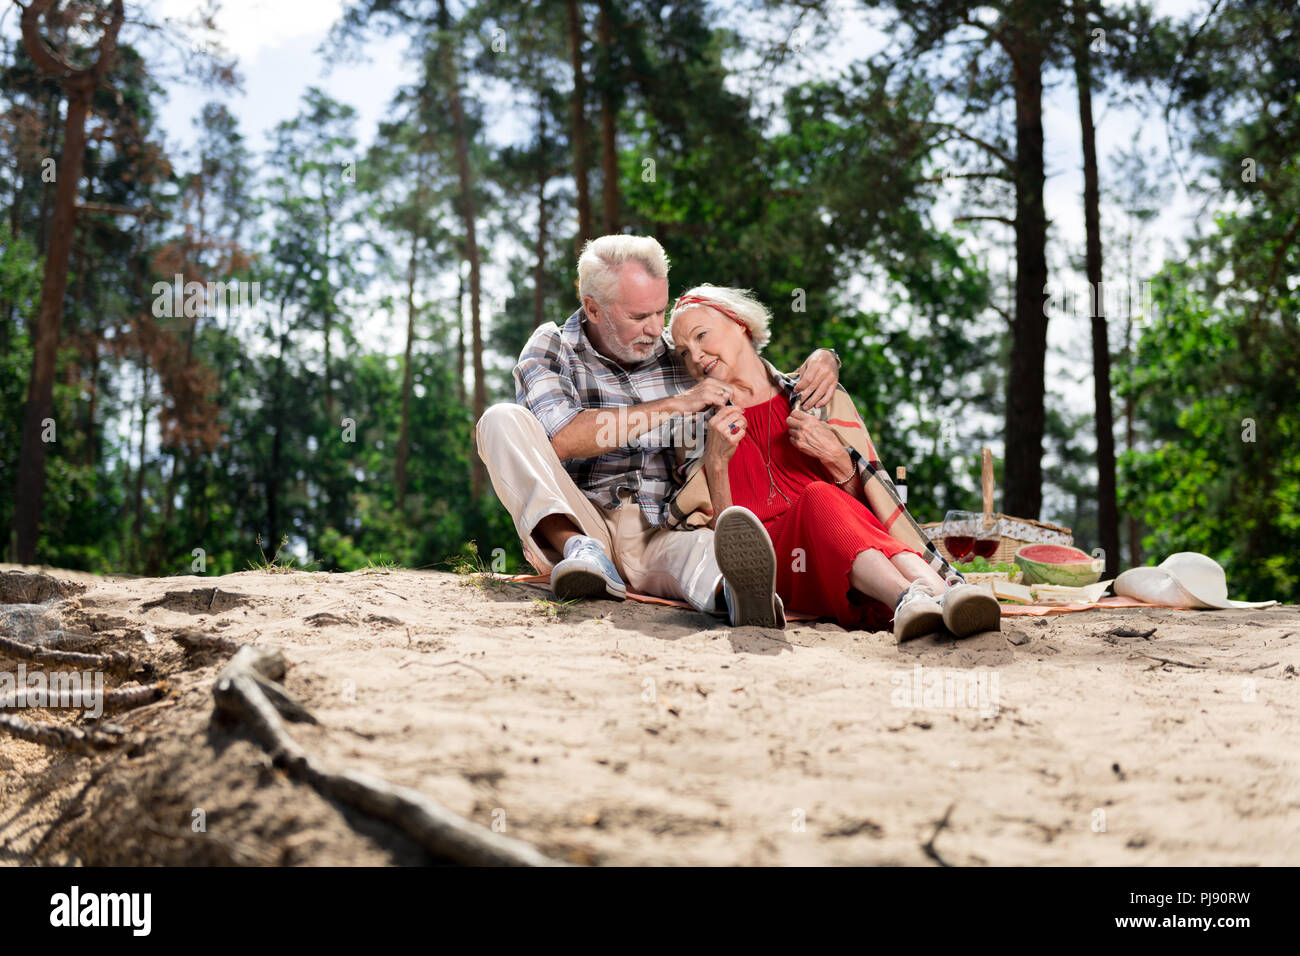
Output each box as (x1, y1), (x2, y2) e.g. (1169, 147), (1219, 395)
(507, 574), (1159, 619)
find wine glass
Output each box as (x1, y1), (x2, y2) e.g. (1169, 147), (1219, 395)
(942, 510), (978, 562)
(972, 515), (1001, 561)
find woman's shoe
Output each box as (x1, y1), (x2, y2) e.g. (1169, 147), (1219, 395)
(714, 506), (784, 628)
(941, 583), (1002, 637)
(893, 582), (945, 642)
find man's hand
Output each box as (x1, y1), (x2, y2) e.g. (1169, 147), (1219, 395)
(677, 378), (735, 414)
(792, 348), (839, 410)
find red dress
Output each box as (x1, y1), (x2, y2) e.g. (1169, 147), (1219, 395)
(726, 391), (923, 630)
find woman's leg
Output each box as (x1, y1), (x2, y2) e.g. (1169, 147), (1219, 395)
(849, 548), (914, 607)
(889, 551), (948, 592)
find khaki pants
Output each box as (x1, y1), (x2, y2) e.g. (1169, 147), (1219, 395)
(475, 403), (722, 613)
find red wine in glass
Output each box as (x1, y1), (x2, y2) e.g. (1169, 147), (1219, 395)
(944, 535), (975, 560)
(972, 538), (999, 559)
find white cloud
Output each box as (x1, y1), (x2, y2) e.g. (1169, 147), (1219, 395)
(154, 0), (345, 62)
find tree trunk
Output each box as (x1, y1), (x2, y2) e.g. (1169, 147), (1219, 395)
(1001, 20), (1049, 521)
(1073, 0), (1119, 575)
(396, 237), (418, 510)
(34, 94), (59, 258)
(457, 257), (467, 406)
(86, 316), (101, 470)
(597, 0), (620, 235)
(322, 195), (336, 428)
(396, 151), (428, 511)
(534, 101), (550, 329)
(438, 0), (487, 496)
(12, 81), (93, 564)
(150, 455), (178, 575)
(566, 0), (593, 251)
(1123, 314), (1140, 568)
(267, 318), (288, 552)
(132, 365), (150, 570)
(12, 0), (125, 564)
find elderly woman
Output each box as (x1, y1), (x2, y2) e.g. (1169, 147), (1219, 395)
(665, 285), (1001, 641)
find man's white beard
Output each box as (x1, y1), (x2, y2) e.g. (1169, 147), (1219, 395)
(596, 317), (656, 364)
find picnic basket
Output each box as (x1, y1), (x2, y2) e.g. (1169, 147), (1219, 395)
(920, 447), (1073, 564)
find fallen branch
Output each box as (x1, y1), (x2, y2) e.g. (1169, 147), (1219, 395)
(0, 713), (132, 755)
(922, 802), (956, 867)
(1104, 626), (1158, 639)
(1243, 661), (1280, 673)
(0, 634), (146, 678)
(398, 658), (492, 682)
(212, 647), (563, 866)
(1134, 653), (1208, 670)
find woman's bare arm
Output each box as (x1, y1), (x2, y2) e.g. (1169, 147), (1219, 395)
(704, 460), (733, 528)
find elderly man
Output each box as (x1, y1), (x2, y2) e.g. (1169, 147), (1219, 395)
(475, 235), (841, 626)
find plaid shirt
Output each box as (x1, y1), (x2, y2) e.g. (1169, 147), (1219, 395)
(514, 308), (700, 526)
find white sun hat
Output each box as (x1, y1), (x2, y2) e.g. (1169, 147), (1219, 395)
(1113, 552), (1277, 609)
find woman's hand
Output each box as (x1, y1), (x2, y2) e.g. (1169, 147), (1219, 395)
(787, 408), (849, 471)
(704, 405), (747, 468)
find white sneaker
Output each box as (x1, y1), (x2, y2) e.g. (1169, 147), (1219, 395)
(893, 582), (944, 642)
(940, 583), (1002, 637)
(551, 539), (627, 601)
(714, 507), (785, 628)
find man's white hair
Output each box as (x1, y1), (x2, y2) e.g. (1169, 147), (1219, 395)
(669, 284), (773, 351)
(577, 235), (670, 309)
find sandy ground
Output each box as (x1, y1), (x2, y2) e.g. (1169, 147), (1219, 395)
(1, 562), (1297, 866)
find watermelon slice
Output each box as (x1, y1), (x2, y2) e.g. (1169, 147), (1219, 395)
(1013, 544), (1104, 586)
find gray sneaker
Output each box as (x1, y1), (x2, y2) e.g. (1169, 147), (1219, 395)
(893, 582), (944, 642)
(551, 540), (627, 601)
(940, 583), (1002, 637)
(714, 507), (785, 628)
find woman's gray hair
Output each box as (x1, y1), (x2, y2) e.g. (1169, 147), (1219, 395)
(669, 284), (773, 351)
(577, 235), (671, 309)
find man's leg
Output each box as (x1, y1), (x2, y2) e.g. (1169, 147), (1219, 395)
(475, 403), (613, 571)
(602, 498), (723, 614)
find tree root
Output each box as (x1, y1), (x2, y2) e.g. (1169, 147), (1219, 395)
(212, 646), (564, 866)
(0, 713), (133, 755)
(102, 682), (171, 715)
(0, 681), (169, 714)
(169, 627), (241, 656)
(0, 634), (148, 679)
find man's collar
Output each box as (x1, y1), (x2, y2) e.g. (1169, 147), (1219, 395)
(561, 308), (587, 349)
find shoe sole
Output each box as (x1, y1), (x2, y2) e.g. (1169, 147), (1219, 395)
(894, 606), (945, 642)
(551, 564), (627, 602)
(943, 587), (1002, 637)
(714, 508), (780, 628)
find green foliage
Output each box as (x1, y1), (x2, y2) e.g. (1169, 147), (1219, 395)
(1, 0), (1296, 609)
(1118, 249), (1300, 604)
